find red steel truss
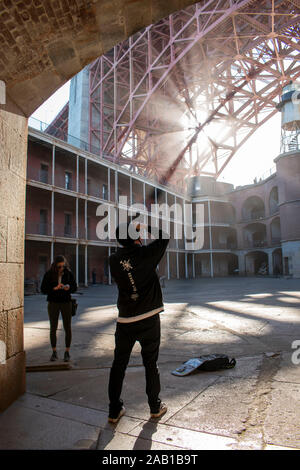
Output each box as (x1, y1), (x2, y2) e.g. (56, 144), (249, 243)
(45, 102), (69, 139)
(88, 0), (300, 191)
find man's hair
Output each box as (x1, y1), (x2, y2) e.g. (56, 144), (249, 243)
(116, 222), (139, 247)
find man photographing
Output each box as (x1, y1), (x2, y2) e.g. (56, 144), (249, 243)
(108, 221), (169, 423)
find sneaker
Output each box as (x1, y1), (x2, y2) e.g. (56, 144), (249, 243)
(64, 351), (70, 362)
(150, 402), (167, 419)
(108, 406), (126, 424)
(50, 351), (58, 361)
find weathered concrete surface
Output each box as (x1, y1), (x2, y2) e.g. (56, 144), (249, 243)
(0, 104), (27, 411)
(0, 0), (199, 117)
(0, 277), (299, 450)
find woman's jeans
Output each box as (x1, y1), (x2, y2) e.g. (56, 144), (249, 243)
(48, 301), (72, 348)
(108, 313), (161, 414)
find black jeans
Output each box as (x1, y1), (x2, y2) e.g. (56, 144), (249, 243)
(48, 301), (72, 348)
(108, 313), (161, 413)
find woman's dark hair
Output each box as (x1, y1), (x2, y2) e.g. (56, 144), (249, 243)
(49, 255), (70, 280)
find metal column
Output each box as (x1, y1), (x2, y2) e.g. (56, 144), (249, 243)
(108, 246), (111, 285)
(192, 253), (195, 278)
(85, 158), (87, 194)
(51, 191), (54, 237)
(166, 251), (169, 280)
(76, 155), (79, 193)
(130, 176), (132, 206)
(51, 242), (54, 264)
(76, 198), (78, 239)
(208, 200), (214, 278)
(108, 168), (111, 201)
(85, 244), (88, 287)
(76, 244), (79, 285)
(115, 170), (118, 205)
(51, 144), (55, 247)
(52, 144), (55, 186)
(185, 252), (188, 279)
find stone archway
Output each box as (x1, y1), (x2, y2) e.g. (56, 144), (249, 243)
(1, 0), (199, 117)
(242, 196), (265, 222)
(1, 0), (300, 412)
(273, 248), (283, 276)
(245, 251), (268, 275)
(269, 187), (279, 216)
(228, 254), (239, 275)
(244, 223), (267, 249)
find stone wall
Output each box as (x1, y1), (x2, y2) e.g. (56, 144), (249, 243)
(0, 103), (27, 411)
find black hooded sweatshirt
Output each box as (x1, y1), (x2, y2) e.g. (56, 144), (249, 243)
(109, 225), (169, 321)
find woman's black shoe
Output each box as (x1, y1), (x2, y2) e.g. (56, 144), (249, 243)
(64, 351), (70, 362)
(50, 351), (58, 361)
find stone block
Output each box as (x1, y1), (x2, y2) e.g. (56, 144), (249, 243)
(0, 109), (28, 178)
(7, 308), (23, 358)
(0, 168), (26, 219)
(0, 262), (24, 312)
(0, 311), (7, 351)
(0, 215), (7, 262)
(0, 351), (26, 412)
(7, 216), (25, 263)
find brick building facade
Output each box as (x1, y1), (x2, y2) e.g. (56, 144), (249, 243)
(24, 127), (300, 290)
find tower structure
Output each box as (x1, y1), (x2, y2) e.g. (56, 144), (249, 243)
(275, 80), (300, 277)
(279, 81), (300, 154)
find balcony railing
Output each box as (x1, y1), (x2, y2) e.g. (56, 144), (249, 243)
(245, 240), (268, 248)
(27, 167), (50, 184)
(25, 221), (50, 236)
(28, 116), (185, 196)
(241, 213), (265, 223)
(52, 226), (76, 238)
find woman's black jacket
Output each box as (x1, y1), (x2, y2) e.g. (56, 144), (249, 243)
(41, 267), (77, 302)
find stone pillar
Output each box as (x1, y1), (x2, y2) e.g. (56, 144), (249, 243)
(0, 104), (27, 411)
(238, 252), (246, 276)
(268, 251), (273, 276)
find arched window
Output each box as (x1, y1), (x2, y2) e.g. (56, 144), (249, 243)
(269, 187), (279, 215)
(244, 223), (267, 248)
(270, 217), (281, 245)
(242, 196), (265, 222)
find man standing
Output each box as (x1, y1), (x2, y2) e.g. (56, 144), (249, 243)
(108, 222), (169, 423)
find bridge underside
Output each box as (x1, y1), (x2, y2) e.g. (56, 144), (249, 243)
(85, 0), (300, 190)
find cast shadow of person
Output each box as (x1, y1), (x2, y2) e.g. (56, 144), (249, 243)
(97, 418), (159, 450)
(132, 419), (159, 450)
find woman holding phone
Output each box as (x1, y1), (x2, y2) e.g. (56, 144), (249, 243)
(41, 255), (77, 362)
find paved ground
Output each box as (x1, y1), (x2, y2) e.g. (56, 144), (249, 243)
(0, 277), (300, 450)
